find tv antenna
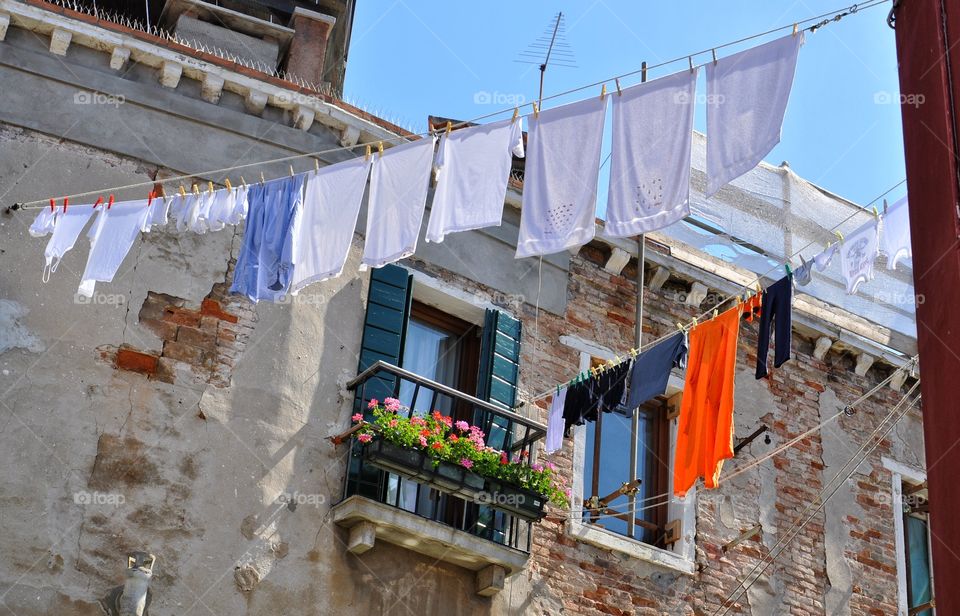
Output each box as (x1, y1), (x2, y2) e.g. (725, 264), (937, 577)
(515, 11), (578, 106)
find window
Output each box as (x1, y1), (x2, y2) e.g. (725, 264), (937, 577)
(581, 357), (677, 547)
(901, 478), (934, 615)
(564, 341), (696, 574)
(399, 302), (480, 417)
(885, 458), (935, 616)
(348, 264), (526, 548)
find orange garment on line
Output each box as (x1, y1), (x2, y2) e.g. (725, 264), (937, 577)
(741, 292), (762, 322)
(673, 305), (740, 497)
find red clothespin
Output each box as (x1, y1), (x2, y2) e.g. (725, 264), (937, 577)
(107, 194), (115, 210)
(93, 197), (104, 209)
(62, 197), (69, 213)
(49, 198), (55, 212)
(147, 191), (154, 207)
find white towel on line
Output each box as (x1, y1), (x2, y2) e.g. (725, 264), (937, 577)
(361, 137), (436, 269)
(880, 196), (911, 270)
(426, 118), (524, 244)
(516, 96), (608, 258)
(706, 33), (803, 197)
(290, 157), (371, 293)
(605, 68), (698, 238)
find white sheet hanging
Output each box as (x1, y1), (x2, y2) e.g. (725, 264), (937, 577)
(605, 69), (698, 238)
(426, 118), (524, 244)
(290, 157), (371, 293)
(29, 207), (58, 237)
(361, 137), (436, 269)
(43, 204), (97, 279)
(706, 33), (803, 197)
(880, 196), (911, 270)
(78, 200), (151, 297)
(516, 96), (607, 258)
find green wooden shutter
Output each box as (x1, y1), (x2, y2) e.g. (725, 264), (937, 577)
(476, 309), (522, 451)
(355, 264), (413, 412)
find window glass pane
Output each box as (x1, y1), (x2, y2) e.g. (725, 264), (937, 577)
(399, 318), (462, 414)
(906, 515), (933, 614)
(635, 410), (663, 544)
(583, 412), (634, 536)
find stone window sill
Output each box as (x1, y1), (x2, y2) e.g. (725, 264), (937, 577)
(566, 518), (696, 575)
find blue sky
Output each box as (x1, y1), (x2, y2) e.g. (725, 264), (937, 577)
(344, 1), (905, 211)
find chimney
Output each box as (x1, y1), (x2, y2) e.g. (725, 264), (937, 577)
(284, 8), (337, 90)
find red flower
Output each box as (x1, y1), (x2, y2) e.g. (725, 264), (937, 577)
(431, 442), (443, 450)
(448, 434), (459, 443)
(420, 429), (432, 438)
(500, 452), (508, 465)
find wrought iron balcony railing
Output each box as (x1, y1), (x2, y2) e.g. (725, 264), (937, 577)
(339, 361), (547, 553)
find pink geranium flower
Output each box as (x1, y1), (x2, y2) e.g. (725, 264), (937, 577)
(388, 419), (398, 428)
(460, 458), (474, 469)
(367, 398), (379, 409)
(384, 397), (401, 412)
(357, 433), (372, 443)
(418, 435), (428, 447)
(455, 420), (469, 432)
(351, 413), (364, 423)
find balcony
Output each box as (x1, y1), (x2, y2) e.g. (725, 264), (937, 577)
(331, 361), (547, 596)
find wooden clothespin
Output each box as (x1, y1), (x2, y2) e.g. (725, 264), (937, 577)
(792, 23), (799, 36)
(712, 49), (718, 65)
(207, 181), (215, 194)
(365, 145), (372, 161)
(192, 183), (200, 195)
(688, 56), (695, 73)
(445, 121), (452, 134)
(240, 176), (247, 188)
(224, 178), (233, 191)
(615, 78), (622, 96)
(107, 194), (114, 210)
(676, 322), (685, 332)
(511, 107), (519, 124)
(178, 185), (187, 197)
(532, 102), (539, 119)
(93, 196), (103, 209)
(600, 84), (607, 100)
(377, 142), (384, 157)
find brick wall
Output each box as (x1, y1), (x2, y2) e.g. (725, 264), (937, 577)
(409, 244), (916, 615)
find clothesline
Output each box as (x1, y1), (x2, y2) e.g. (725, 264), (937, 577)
(11, 0), (883, 210)
(548, 355), (919, 522)
(714, 380), (922, 616)
(518, 176), (908, 409)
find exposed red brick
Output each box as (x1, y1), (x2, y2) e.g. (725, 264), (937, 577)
(200, 298), (239, 324)
(140, 317), (178, 341)
(115, 346), (159, 376)
(162, 306), (201, 327)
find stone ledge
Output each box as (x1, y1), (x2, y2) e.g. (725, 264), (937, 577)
(566, 518), (696, 576)
(331, 495), (529, 583)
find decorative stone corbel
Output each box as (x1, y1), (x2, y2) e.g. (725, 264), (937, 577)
(603, 247), (631, 275)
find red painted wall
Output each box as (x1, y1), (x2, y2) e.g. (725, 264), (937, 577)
(894, 0), (960, 612)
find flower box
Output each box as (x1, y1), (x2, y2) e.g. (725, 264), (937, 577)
(481, 480), (547, 522)
(361, 438), (485, 499)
